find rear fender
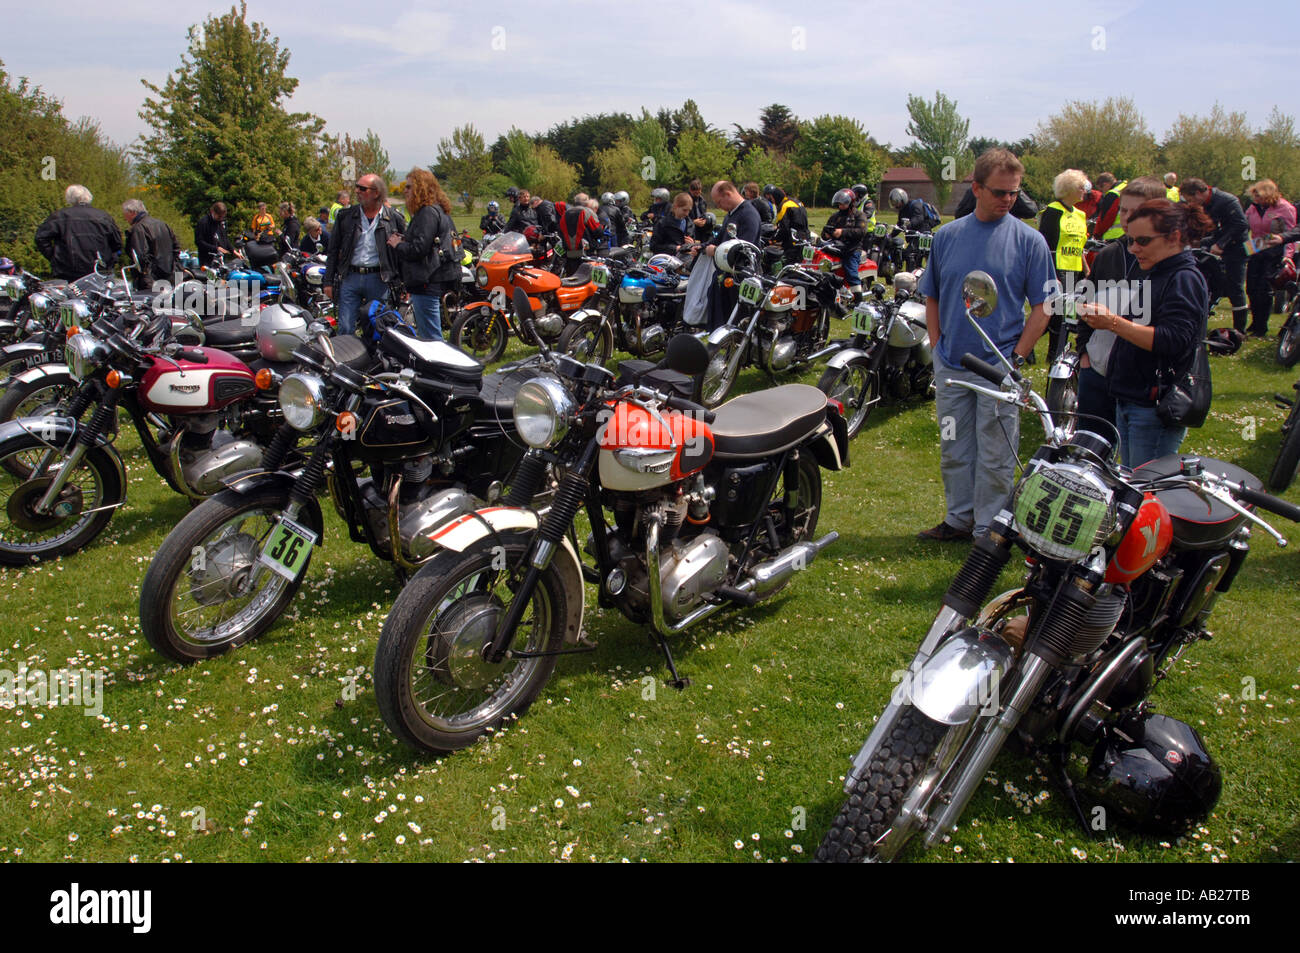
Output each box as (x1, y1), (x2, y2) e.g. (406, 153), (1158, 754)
(427, 505), (585, 644)
(1048, 350), (1080, 380)
(806, 419), (848, 472)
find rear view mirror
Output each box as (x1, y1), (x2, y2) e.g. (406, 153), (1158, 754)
(962, 271), (998, 319)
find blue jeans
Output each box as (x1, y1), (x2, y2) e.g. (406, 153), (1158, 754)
(1075, 365), (1116, 434)
(409, 292), (443, 340)
(337, 271), (391, 336)
(933, 353), (1022, 537)
(1115, 400), (1185, 469)
(843, 247), (862, 288)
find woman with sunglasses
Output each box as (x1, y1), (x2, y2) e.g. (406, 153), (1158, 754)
(1078, 199), (1215, 467)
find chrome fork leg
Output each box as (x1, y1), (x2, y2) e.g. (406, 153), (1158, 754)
(34, 442), (91, 513)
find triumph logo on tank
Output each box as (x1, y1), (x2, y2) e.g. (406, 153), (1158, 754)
(49, 883), (151, 933)
(383, 412), (416, 426)
(169, 383), (200, 394)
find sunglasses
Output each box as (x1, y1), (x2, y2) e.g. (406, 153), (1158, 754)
(356, 185), (376, 193)
(1128, 234), (1160, 247)
(980, 185), (1021, 199)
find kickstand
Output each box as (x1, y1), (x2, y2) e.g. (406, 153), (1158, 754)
(649, 630), (690, 689)
(1047, 744), (1095, 837)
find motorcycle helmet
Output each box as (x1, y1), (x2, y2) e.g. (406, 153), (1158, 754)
(769, 187), (786, 204)
(600, 192), (615, 205)
(713, 239), (761, 275)
(892, 271), (918, 296)
(650, 187), (670, 203)
(647, 253), (684, 273)
(256, 302), (311, 361)
(1079, 711), (1222, 838)
(614, 190), (630, 207)
(1271, 256), (1296, 291)
(523, 225), (542, 245)
(832, 188), (855, 208)
(889, 188), (908, 208)
(505, 186), (519, 201)
(0, 257), (15, 275)
(487, 200), (499, 213)
(762, 184), (777, 199)
(851, 183), (870, 201)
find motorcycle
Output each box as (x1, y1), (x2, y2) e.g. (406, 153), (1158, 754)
(0, 298), (367, 565)
(700, 240), (849, 408)
(815, 271), (935, 440)
(138, 307), (541, 662)
(370, 289), (850, 755)
(449, 231), (602, 365)
(1044, 292), (1088, 430)
(866, 225), (932, 283)
(1277, 278), (1300, 368)
(816, 270), (1300, 862)
(1268, 375), (1300, 491)
(797, 237), (879, 292)
(555, 250), (683, 363)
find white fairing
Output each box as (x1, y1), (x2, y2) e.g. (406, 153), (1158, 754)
(144, 368), (219, 409)
(597, 447), (676, 492)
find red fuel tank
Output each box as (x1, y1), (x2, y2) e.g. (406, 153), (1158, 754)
(138, 347), (256, 414)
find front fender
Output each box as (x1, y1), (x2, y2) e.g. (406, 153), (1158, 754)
(905, 627), (1013, 726)
(707, 325), (743, 347)
(823, 347), (871, 372)
(427, 505), (585, 644)
(1048, 350), (1080, 380)
(564, 308), (605, 325)
(0, 415), (125, 494)
(8, 363), (72, 387)
(220, 469), (324, 535)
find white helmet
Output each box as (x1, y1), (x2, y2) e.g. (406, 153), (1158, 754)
(650, 187), (670, 203)
(600, 192), (614, 205)
(712, 239), (761, 275)
(614, 190), (629, 207)
(889, 188), (908, 208)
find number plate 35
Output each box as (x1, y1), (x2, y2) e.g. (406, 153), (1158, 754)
(1012, 463), (1114, 561)
(259, 516), (318, 581)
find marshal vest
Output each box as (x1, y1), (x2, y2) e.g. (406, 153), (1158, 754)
(1047, 201), (1086, 272)
(1101, 181), (1128, 240)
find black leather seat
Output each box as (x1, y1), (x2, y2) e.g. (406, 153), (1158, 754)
(202, 318), (257, 347)
(616, 359), (698, 402)
(710, 384), (827, 459)
(561, 262), (594, 287)
(1137, 455), (1261, 550)
(328, 333), (373, 371)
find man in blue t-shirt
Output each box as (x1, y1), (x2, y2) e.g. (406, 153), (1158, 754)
(916, 149), (1054, 542)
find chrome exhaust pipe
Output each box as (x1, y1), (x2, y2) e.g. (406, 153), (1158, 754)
(805, 343), (842, 364)
(743, 531), (838, 598)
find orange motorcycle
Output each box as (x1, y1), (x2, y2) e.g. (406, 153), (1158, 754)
(448, 231), (602, 363)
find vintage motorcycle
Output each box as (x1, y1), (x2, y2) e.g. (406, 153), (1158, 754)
(554, 250), (682, 363)
(867, 225), (932, 282)
(137, 308), (540, 663)
(449, 231), (603, 364)
(370, 290), (850, 755)
(1268, 375), (1300, 491)
(816, 271), (934, 440)
(1277, 277), (1300, 368)
(816, 271), (1300, 862)
(701, 240), (848, 408)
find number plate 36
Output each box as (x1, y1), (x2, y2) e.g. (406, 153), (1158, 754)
(259, 516), (318, 581)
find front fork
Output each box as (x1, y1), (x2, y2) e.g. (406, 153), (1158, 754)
(32, 392), (120, 514)
(481, 438), (598, 664)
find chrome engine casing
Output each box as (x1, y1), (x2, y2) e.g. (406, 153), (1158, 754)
(658, 531), (729, 622)
(399, 487), (476, 562)
(767, 335), (798, 370)
(182, 438), (265, 495)
(534, 311), (564, 337)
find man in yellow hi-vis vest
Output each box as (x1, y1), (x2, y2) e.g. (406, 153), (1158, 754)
(1164, 172), (1180, 202)
(1092, 177), (1128, 240)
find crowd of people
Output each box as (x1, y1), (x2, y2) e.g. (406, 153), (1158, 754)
(27, 156), (1299, 540)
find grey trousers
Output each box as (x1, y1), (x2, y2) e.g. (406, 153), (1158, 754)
(933, 353), (1021, 536)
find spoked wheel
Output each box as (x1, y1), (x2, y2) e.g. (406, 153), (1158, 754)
(0, 433), (122, 565)
(1268, 399), (1300, 492)
(1278, 313), (1300, 368)
(374, 531), (570, 755)
(556, 317), (613, 365)
(450, 307), (509, 364)
(817, 359), (880, 440)
(701, 338), (744, 408)
(139, 488), (310, 663)
(0, 375), (80, 479)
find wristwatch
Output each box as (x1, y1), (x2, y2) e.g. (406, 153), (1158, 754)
(1011, 353), (1026, 369)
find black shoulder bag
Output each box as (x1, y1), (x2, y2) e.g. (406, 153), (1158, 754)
(1155, 317), (1212, 429)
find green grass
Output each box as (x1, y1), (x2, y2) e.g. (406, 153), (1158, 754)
(1, 300), (1298, 863)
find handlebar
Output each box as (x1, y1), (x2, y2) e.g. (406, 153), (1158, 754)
(960, 353), (1022, 387)
(1231, 483), (1300, 523)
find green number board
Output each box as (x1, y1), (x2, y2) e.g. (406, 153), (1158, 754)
(917, 235), (933, 251)
(851, 305), (875, 335)
(258, 516), (318, 581)
(591, 265), (608, 288)
(801, 245), (815, 261)
(1013, 468), (1110, 559)
(738, 278), (764, 305)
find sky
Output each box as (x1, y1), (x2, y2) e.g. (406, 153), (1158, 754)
(4, 0), (1297, 175)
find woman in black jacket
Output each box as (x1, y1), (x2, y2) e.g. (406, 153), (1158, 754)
(1078, 199), (1214, 467)
(388, 169), (458, 340)
(650, 193), (698, 256)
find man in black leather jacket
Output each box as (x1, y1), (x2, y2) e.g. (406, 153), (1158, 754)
(194, 202), (232, 265)
(121, 199), (178, 290)
(1181, 178), (1250, 332)
(34, 185), (121, 280)
(323, 174), (406, 335)
(506, 189), (538, 233)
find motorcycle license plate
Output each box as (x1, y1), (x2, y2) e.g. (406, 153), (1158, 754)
(738, 277), (764, 306)
(591, 264), (609, 288)
(874, 223), (888, 237)
(1012, 468), (1110, 560)
(60, 304), (77, 328)
(258, 516), (318, 581)
(917, 235), (933, 251)
(801, 245), (815, 261)
(851, 304), (875, 335)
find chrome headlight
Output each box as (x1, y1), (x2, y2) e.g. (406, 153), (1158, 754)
(0, 277), (21, 301)
(475, 266), (489, 288)
(1011, 462), (1116, 562)
(65, 333), (106, 381)
(59, 298), (91, 329)
(513, 377), (575, 448)
(278, 373), (328, 431)
(28, 292), (52, 320)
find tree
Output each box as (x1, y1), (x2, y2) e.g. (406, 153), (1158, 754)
(541, 112), (633, 188)
(323, 130), (392, 187)
(498, 127), (540, 190)
(792, 115), (885, 206)
(628, 111), (678, 189)
(1253, 108), (1300, 197)
(136, 3), (333, 223)
(1034, 97), (1156, 182)
(674, 129), (736, 189)
(1162, 104), (1256, 194)
(905, 91), (971, 208)
(591, 137), (650, 208)
(435, 123), (493, 211)
(655, 99), (714, 151)
(531, 145), (579, 203)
